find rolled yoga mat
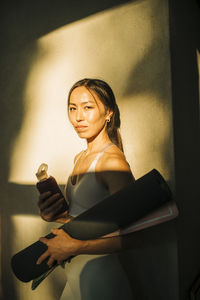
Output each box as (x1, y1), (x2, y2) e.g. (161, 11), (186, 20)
(11, 169), (172, 283)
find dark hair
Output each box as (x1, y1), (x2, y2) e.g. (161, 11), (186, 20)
(68, 78), (123, 151)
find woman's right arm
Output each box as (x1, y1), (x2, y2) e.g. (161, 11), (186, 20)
(37, 151), (83, 223)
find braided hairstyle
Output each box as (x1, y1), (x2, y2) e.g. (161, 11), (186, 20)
(67, 78), (123, 152)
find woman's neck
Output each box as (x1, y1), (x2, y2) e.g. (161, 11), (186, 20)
(86, 130), (112, 154)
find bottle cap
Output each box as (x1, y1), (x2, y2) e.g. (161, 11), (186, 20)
(36, 163), (48, 181)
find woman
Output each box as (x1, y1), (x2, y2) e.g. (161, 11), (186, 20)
(37, 78), (136, 300)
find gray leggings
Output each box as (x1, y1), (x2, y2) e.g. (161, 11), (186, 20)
(60, 253), (133, 300)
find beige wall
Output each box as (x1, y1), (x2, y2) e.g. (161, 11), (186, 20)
(8, 0), (173, 185)
(0, 0), (178, 299)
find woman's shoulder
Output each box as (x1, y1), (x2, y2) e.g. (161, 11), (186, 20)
(97, 144), (135, 193)
(98, 144), (131, 172)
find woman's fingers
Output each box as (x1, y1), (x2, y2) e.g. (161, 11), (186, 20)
(47, 256), (56, 267)
(36, 249), (50, 265)
(37, 191), (67, 222)
(37, 237), (57, 266)
(37, 191), (52, 205)
(42, 197), (65, 214)
(39, 199), (66, 222)
(37, 233), (63, 267)
(37, 230), (75, 267)
(38, 193), (61, 210)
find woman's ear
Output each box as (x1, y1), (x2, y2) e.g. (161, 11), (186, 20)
(105, 110), (113, 123)
(107, 110), (113, 119)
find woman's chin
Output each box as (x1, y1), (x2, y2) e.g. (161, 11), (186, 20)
(76, 131), (97, 141)
(76, 132), (89, 139)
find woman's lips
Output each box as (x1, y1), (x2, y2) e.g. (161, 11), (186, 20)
(75, 125), (88, 131)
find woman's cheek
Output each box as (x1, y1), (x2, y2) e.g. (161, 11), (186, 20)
(89, 108), (106, 121)
(69, 112), (77, 124)
(87, 111), (98, 123)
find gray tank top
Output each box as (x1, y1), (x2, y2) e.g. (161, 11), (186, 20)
(65, 144), (113, 217)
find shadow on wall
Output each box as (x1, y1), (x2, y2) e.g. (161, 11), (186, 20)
(168, 0), (200, 299)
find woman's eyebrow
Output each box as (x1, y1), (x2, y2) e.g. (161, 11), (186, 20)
(69, 100), (95, 105)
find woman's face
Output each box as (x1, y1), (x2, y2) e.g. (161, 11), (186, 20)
(68, 86), (111, 140)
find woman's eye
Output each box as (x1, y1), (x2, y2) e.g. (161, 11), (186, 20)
(85, 106), (93, 110)
(69, 107), (76, 111)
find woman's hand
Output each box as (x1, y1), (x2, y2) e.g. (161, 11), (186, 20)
(36, 228), (82, 267)
(37, 191), (68, 223)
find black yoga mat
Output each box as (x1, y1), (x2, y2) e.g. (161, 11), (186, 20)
(11, 169), (172, 283)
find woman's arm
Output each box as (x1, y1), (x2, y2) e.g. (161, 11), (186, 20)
(36, 229), (121, 266)
(37, 227), (144, 267)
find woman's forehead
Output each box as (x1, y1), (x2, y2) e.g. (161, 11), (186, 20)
(69, 86), (102, 106)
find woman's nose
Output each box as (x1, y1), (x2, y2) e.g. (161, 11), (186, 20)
(76, 108), (84, 121)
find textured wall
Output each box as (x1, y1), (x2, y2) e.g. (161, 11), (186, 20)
(0, 0), (179, 299)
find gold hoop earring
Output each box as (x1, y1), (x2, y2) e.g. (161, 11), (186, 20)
(106, 117), (110, 123)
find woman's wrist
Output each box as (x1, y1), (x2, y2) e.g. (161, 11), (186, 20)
(73, 236), (122, 256)
(73, 239), (89, 256)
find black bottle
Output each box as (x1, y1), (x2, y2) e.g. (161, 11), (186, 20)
(36, 163), (68, 212)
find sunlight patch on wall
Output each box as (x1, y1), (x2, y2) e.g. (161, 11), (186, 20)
(8, 0), (172, 185)
(11, 215), (49, 252)
(120, 93), (173, 181)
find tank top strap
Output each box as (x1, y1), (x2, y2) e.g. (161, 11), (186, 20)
(88, 143), (113, 172)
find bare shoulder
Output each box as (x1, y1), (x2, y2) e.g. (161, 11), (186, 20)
(96, 145), (135, 194)
(98, 144), (131, 172)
